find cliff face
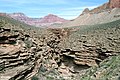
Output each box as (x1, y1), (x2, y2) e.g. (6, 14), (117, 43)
(109, 0), (120, 8)
(87, 0), (120, 13)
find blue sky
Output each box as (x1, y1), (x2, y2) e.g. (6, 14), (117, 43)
(0, 0), (108, 20)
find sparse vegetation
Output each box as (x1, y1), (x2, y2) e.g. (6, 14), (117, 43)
(80, 55), (120, 80)
(0, 14), (120, 80)
(0, 64), (5, 72)
(31, 76), (39, 80)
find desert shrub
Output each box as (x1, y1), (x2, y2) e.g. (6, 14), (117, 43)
(31, 76), (39, 80)
(38, 65), (47, 73)
(0, 63), (5, 72)
(46, 76), (54, 80)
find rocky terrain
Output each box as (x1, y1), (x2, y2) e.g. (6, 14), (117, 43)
(0, 0), (120, 80)
(8, 13), (68, 27)
(61, 19), (120, 79)
(62, 0), (120, 28)
(0, 12), (120, 80)
(81, 55), (120, 80)
(0, 16), (42, 80)
(90, 0), (120, 13)
(109, 0), (120, 8)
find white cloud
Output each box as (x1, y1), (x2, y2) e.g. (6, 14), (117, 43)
(22, 6), (98, 20)
(56, 6), (98, 20)
(0, 0), (67, 5)
(55, 10), (82, 20)
(62, 6), (98, 11)
(0, 0), (99, 20)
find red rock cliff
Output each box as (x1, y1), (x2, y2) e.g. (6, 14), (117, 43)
(109, 0), (120, 8)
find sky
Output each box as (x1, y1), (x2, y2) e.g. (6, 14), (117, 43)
(0, 0), (108, 20)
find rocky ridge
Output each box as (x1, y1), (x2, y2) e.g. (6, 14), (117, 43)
(86, 0), (120, 14)
(62, 8), (120, 28)
(8, 13), (68, 27)
(109, 0), (120, 8)
(62, 0), (120, 28)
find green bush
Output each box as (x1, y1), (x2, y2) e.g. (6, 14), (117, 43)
(31, 76), (39, 80)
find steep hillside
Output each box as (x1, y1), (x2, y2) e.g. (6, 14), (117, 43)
(61, 0), (120, 28)
(62, 8), (120, 27)
(109, 0), (120, 8)
(0, 15), (36, 28)
(80, 55), (120, 80)
(90, 0), (120, 13)
(90, 2), (110, 13)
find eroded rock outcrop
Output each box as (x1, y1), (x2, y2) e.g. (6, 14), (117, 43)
(109, 0), (120, 8)
(90, 0), (120, 13)
(80, 55), (120, 80)
(34, 26), (120, 79)
(90, 3), (110, 13)
(0, 27), (43, 80)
